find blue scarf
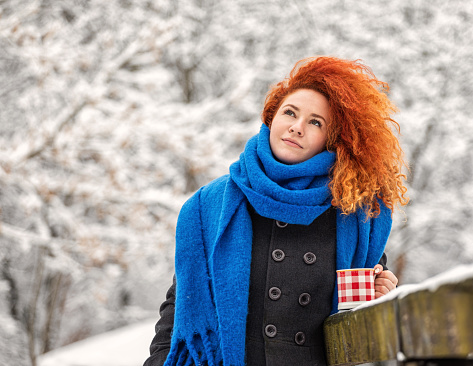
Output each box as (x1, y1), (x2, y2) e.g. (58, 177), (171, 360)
(164, 124), (392, 366)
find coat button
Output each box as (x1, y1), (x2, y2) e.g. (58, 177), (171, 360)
(295, 331), (306, 345)
(299, 292), (311, 306)
(272, 249), (285, 262)
(276, 220), (288, 228)
(265, 324), (277, 338)
(303, 252), (316, 264)
(268, 287), (282, 300)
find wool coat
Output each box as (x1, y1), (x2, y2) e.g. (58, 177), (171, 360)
(153, 125), (392, 366)
(144, 205), (388, 366)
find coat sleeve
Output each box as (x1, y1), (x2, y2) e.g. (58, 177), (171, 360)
(143, 275), (176, 366)
(378, 252), (388, 270)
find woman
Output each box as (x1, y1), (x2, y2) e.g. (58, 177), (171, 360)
(144, 56), (408, 366)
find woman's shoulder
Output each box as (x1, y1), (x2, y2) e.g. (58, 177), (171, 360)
(201, 174), (230, 195)
(177, 175), (231, 228)
(182, 174), (230, 209)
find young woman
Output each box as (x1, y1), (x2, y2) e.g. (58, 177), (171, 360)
(144, 56), (408, 366)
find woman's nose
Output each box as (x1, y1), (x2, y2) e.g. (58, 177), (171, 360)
(289, 120), (304, 136)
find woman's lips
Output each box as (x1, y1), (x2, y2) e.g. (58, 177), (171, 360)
(282, 138), (302, 148)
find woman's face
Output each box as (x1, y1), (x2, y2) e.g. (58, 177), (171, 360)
(269, 88), (329, 164)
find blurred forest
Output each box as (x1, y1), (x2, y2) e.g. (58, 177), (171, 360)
(0, 0), (472, 365)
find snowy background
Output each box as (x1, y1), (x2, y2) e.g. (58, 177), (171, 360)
(0, 0), (472, 365)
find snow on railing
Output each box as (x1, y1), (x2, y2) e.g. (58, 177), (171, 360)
(324, 264), (473, 366)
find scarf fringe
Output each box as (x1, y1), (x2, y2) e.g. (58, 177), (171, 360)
(164, 328), (224, 366)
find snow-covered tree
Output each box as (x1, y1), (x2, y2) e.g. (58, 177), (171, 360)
(1, 0), (472, 365)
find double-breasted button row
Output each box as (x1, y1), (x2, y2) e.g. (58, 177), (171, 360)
(267, 288), (311, 306)
(271, 249), (317, 265)
(266, 219), (316, 348)
(264, 324), (306, 346)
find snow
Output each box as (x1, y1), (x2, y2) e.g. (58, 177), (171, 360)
(36, 265), (473, 366)
(34, 264), (473, 365)
(37, 318), (156, 366)
(354, 264), (473, 311)
(1, 1), (473, 365)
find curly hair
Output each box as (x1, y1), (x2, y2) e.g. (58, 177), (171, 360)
(262, 56), (408, 217)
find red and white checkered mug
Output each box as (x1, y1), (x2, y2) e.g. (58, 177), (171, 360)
(337, 268), (375, 310)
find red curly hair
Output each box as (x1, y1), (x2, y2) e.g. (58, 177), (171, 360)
(262, 56), (408, 217)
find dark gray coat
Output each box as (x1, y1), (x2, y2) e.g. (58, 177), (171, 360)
(144, 206), (387, 366)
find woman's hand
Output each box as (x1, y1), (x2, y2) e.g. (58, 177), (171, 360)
(373, 264), (398, 299)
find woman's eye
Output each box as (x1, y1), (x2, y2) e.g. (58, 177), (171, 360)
(284, 109), (295, 117)
(310, 119), (322, 127)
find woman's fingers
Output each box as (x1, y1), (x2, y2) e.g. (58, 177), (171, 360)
(374, 268), (398, 299)
(374, 264), (383, 275)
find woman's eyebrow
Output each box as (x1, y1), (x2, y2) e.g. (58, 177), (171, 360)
(283, 103), (327, 123)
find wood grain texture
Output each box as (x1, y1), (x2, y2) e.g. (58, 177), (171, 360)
(324, 300), (399, 365)
(399, 277), (473, 359)
(324, 276), (473, 365)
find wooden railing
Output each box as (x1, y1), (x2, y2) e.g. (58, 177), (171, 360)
(323, 266), (473, 366)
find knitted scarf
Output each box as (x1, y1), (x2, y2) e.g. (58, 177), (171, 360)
(164, 124), (392, 366)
